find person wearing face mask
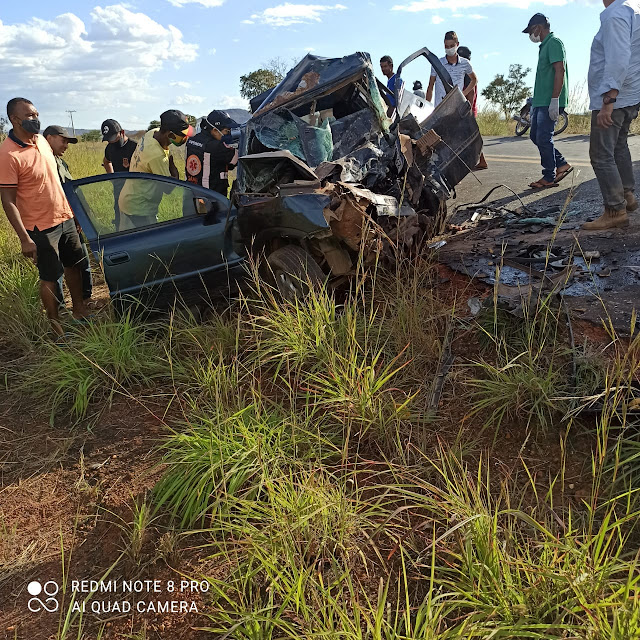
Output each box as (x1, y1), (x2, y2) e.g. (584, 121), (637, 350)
(101, 119), (137, 231)
(101, 120), (137, 174)
(523, 14), (573, 189)
(582, 0), (640, 230)
(426, 31), (478, 108)
(117, 109), (194, 230)
(185, 110), (240, 197)
(0, 98), (90, 338)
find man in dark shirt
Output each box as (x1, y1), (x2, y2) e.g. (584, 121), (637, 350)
(102, 119), (137, 173)
(43, 125), (93, 307)
(185, 110), (239, 197)
(101, 119), (137, 230)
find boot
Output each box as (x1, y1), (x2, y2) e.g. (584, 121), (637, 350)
(625, 191), (638, 212)
(582, 207), (629, 230)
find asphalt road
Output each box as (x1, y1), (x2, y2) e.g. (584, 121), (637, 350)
(456, 133), (640, 209)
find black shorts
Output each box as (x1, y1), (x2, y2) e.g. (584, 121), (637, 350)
(28, 218), (86, 283)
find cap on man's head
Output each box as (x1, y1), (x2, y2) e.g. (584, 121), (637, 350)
(42, 125), (78, 144)
(160, 110), (195, 137)
(523, 13), (550, 33)
(101, 119), (122, 142)
(203, 110), (240, 131)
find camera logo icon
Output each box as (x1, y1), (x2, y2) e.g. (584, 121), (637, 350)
(27, 580), (60, 613)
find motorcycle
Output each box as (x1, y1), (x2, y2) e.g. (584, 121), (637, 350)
(513, 97), (569, 137)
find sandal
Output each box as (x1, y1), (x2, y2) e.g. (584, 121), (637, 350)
(554, 166), (574, 183)
(71, 314), (96, 325)
(529, 179), (559, 189)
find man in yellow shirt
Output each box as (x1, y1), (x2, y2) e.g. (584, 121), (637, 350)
(118, 110), (193, 230)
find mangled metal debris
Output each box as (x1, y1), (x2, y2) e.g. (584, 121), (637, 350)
(235, 51), (482, 275)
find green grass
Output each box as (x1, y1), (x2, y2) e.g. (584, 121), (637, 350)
(3, 142), (640, 638)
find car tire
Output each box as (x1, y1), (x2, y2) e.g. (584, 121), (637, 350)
(266, 245), (325, 302)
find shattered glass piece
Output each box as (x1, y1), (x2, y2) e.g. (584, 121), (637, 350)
(295, 115), (333, 168)
(330, 109), (381, 160)
(253, 110), (305, 161)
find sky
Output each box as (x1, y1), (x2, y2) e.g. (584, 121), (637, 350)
(0, 0), (606, 131)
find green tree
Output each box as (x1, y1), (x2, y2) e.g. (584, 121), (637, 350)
(240, 68), (282, 100)
(81, 130), (101, 142)
(148, 119), (161, 131)
(481, 64), (532, 120)
(239, 57), (291, 100)
(0, 117), (7, 139)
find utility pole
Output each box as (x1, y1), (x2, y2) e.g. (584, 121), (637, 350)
(66, 110), (77, 136)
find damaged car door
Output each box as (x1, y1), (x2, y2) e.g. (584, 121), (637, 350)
(64, 173), (245, 309)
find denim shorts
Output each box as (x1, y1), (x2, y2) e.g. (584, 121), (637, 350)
(27, 218), (86, 282)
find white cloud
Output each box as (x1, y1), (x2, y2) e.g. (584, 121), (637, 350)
(467, 13), (487, 18)
(207, 47), (217, 55)
(483, 51), (500, 58)
(431, 14), (444, 23)
(167, 0), (225, 6)
(247, 3), (348, 27)
(171, 81), (192, 88)
(0, 5), (198, 126)
(304, 46), (316, 51)
(175, 94), (205, 105)
(216, 95), (250, 110)
(393, 0), (567, 9)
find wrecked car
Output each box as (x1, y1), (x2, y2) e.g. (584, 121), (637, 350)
(65, 49), (482, 305)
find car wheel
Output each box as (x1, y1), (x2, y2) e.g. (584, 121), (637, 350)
(266, 245), (325, 302)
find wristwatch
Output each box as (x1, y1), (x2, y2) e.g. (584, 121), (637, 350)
(603, 96), (617, 105)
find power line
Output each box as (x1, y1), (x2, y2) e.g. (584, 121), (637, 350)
(65, 110), (77, 136)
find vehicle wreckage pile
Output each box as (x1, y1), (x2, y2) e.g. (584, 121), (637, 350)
(236, 51), (482, 273)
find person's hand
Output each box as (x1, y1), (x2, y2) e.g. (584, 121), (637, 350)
(597, 102), (615, 128)
(548, 98), (560, 121)
(21, 238), (37, 264)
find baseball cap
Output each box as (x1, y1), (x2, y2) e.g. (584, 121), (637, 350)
(101, 119), (122, 142)
(523, 13), (549, 33)
(160, 110), (195, 137)
(203, 110), (240, 131)
(42, 125), (78, 144)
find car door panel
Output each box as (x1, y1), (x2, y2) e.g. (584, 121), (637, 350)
(64, 173), (245, 304)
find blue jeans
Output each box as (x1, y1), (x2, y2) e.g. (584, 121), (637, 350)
(530, 106), (568, 182)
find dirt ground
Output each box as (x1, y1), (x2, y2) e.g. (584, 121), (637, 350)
(0, 276), (598, 639)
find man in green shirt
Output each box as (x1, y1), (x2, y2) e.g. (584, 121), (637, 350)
(523, 14), (573, 188)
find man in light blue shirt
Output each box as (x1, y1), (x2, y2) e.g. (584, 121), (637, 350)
(583, 0), (640, 230)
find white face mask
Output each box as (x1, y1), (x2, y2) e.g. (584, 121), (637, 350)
(529, 31), (541, 44)
(445, 46), (458, 56)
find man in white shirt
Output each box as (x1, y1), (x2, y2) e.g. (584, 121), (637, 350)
(426, 30), (478, 107)
(583, 0), (640, 230)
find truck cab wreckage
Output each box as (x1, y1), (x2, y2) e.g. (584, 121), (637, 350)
(235, 49), (483, 285)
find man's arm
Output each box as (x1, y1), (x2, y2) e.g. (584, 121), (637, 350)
(0, 187), (37, 262)
(597, 15), (632, 128)
(103, 145), (114, 174)
(463, 72), (478, 99)
(168, 155), (179, 179)
(552, 61), (565, 99)
(426, 75), (436, 102)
